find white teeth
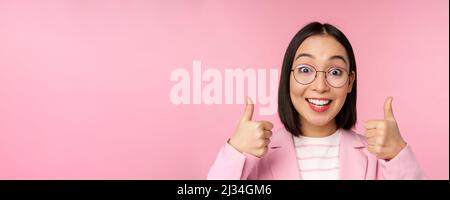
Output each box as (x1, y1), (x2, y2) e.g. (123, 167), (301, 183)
(307, 98), (331, 106)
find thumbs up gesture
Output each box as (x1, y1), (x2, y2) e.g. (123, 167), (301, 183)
(364, 97), (407, 160)
(228, 97), (274, 158)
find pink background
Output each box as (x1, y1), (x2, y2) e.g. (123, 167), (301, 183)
(0, 0), (448, 179)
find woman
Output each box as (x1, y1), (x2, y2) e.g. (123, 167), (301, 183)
(207, 22), (425, 180)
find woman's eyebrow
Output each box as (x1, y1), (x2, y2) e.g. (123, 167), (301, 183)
(329, 55), (348, 64)
(295, 53), (347, 65)
(295, 53), (314, 61)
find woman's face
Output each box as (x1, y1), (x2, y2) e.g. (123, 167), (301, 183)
(290, 34), (355, 129)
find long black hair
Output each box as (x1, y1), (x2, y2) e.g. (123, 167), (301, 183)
(278, 22), (357, 136)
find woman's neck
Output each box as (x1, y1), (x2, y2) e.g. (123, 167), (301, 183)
(299, 119), (337, 137)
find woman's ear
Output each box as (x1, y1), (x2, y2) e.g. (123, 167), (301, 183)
(347, 71), (356, 93)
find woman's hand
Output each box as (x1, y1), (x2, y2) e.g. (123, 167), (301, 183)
(228, 97), (274, 158)
(364, 97), (407, 161)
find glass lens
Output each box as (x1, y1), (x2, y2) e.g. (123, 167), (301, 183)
(326, 67), (348, 87)
(293, 64), (316, 85)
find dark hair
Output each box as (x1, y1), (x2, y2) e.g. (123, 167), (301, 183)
(278, 22), (357, 136)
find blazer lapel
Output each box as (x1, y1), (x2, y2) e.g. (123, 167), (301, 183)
(339, 129), (368, 180)
(267, 128), (301, 180)
(267, 128), (368, 180)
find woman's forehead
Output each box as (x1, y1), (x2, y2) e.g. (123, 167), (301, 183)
(295, 35), (348, 63)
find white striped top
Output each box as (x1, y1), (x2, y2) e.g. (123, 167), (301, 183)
(293, 129), (340, 180)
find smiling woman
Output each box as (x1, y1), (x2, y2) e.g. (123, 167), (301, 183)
(207, 22), (426, 180)
(288, 34), (355, 137)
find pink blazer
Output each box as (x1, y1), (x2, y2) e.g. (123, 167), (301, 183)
(207, 128), (425, 180)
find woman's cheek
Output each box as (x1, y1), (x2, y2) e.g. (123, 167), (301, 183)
(290, 83), (306, 112)
(332, 90), (348, 113)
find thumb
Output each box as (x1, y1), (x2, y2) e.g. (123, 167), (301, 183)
(384, 96), (395, 120)
(241, 97), (254, 122)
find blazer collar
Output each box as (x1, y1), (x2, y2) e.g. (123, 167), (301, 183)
(268, 128), (368, 180)
(339, 129), (368, 179)
(267, 128), (300, 180)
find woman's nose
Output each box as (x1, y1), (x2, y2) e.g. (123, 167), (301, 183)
(311, 72), (330, 92)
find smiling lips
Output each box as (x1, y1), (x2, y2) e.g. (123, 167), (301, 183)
(306, 98), (332, 112)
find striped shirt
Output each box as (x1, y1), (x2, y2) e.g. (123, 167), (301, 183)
(293, 129), (340, 180)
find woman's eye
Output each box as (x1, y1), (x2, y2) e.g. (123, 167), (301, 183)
(329, 68), (342, 76)
(298, 66), (313, 73)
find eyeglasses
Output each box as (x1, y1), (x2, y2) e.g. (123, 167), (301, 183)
(291, 64), (351, 88)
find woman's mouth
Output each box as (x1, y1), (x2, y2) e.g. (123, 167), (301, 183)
(306, 98), (332, 112)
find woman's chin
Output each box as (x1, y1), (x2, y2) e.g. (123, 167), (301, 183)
(304, 116), (333, 127)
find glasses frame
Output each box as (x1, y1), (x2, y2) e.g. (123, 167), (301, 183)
(291, 64), (352, 88)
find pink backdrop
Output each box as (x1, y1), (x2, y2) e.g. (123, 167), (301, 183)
(0, 0), (448, 179)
